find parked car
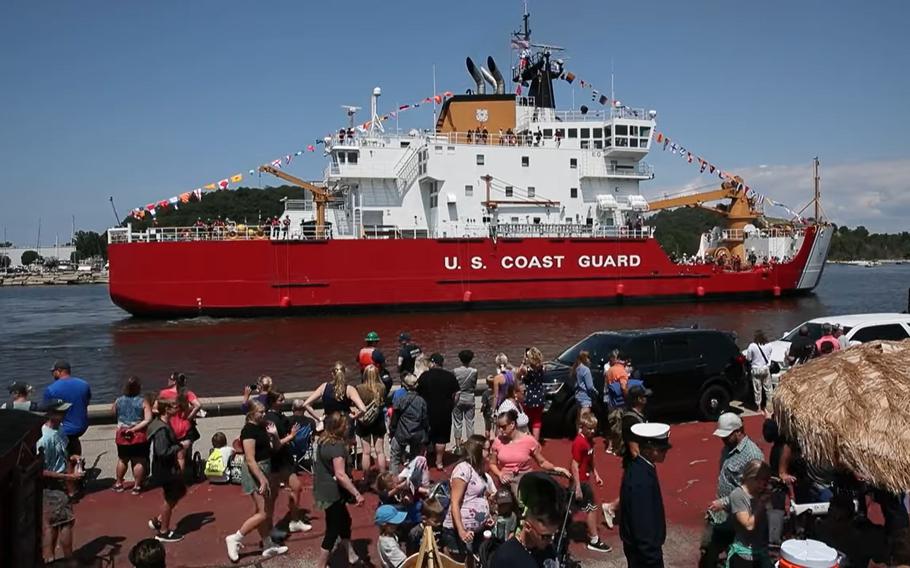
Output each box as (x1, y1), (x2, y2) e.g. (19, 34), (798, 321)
(767, 313), (910, 365)
(540, 328), (748, 438)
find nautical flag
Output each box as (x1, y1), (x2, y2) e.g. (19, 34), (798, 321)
(193, 189), (203, 201)
(180, 192), (191, 203)
(218, 178), (229, 190)
(231, 174), (243, 183)
(656, 132), (664, 143)
(149, 208), (156, 216)
(434, 95), (442, 104)
(399, 104), (410, 110)
(146, 204), (155, 211)
(699, 160), (707, 173)
(443, 91), (453, 97)
(285, 155), (292, 165)
(204, 183), (217, 190)
(709, 165), (716, 174)
(168, 196), (179, 204)
(306, 144), (315, 152)
(564, 72), (576, 84)
(295, 151), (303, 156)
(511, 37), (530, 50)
(599, 94), (608, 105)
(579, 79), (586, 87)
(663, 139), (670, 150)
(687, 153), (693, 163)
(249, 169), (256, 175)
(271, 159), (282, 169)
(756, 194), (766, 206)
(516, 84), (523, 96)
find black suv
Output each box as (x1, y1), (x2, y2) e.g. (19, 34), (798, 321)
(540, 328), (748, 438)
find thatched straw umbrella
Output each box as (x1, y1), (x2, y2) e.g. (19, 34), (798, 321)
(772, 340), (910, 494)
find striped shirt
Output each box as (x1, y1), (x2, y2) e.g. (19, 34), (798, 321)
(712, 436), (763, 524)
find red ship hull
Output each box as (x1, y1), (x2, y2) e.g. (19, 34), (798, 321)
(107, 226), (831, 317)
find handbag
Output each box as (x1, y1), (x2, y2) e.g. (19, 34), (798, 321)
(358, 398), (381, 425)
(757, 344), (780, 375)
(115, 426), (148, 446)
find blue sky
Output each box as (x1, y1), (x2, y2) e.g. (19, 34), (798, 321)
(1, 0), (908, 244)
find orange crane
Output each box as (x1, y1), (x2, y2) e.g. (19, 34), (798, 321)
(258, 165), (335, 239)
(646, 176), (761, 258)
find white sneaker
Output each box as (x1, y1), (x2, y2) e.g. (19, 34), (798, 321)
(602, 503), (615, 529)
(225, 533), (243, 562)
(262, 545), (289, 558)
(288, 520), (313, 533)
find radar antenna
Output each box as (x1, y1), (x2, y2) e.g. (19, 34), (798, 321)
(340, 105), (361, 130)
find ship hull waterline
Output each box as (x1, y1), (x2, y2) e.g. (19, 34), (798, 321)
(107, 226), (831, 318)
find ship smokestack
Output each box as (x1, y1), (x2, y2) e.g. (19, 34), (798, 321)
(487, 56), (505, 94)
(480, 66), (498, 92)
(466, 57), (486, 95)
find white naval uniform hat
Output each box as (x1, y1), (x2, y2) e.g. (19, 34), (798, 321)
(631, 422), (672, 448)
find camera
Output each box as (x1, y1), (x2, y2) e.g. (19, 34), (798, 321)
(249, 383), (260, 393)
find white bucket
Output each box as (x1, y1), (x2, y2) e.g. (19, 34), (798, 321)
(779, 539), (839, 568)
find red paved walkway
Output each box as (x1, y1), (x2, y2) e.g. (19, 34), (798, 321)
(70, 417), (770, 567)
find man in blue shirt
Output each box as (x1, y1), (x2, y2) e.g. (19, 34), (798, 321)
(43, 360), (91, 457)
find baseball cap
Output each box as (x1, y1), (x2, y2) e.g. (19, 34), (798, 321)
(371, 349), (386, 366)
(8, 381), (32, 394)
(713, 412), (743, 438)
(51, 360), (71, 372)
(40, 399), (72, 413)
(429, 353), (444, 366)
(627, 385), (653, 400)
(374, 504), (407, 525)
(398, 332), (411, 342)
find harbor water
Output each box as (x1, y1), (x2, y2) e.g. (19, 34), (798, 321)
(1, 263), (908, 401)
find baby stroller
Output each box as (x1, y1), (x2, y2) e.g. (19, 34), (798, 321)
(478, 472), (580, 568)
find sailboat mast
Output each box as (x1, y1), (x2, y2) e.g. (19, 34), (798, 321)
(814, 157), (820, 222)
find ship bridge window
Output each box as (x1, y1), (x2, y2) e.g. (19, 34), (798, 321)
(570, 187), (578, 198)
(533, 217), (541, 224)
(580, 140), (590, 149)
(505, 186), (514, 197)
(338, 152), (346, 163)
(435, 145), (443, 154)
(629, 126), (639, 136)
(400, 141), (411, 148)
(476, 154), (485, 165)
(593, 140), (603, 149)
(347, 152), (358, 164)
(543, 128), (553, 138)
(580, 128), (590, 139)
(616, 125), (628, 136)
(570, 158), (577, 169)
(465, 184), (473, 197)
(629, 138), (639, 148)
(615, 137), (628, 147)
(567, 128), (578, 139)
(522, 156), (529, 167)
(593, 128), (603, 138)
(527, 186), (536, 198)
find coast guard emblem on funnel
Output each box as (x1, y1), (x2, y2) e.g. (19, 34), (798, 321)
(475, 108), (489, 123)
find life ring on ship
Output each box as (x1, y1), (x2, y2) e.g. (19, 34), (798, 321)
(255, 228), (265, 238)
(227, 230), (237, 239)
(713, 247), (731, 262)
(594, 150), (602, 158)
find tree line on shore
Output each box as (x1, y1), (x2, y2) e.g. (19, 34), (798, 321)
(4, 187), (907, 265)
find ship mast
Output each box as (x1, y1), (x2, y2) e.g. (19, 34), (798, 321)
(814, 156), (821, 222)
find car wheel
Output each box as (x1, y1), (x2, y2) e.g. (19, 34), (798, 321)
(698, 384), (731, 421)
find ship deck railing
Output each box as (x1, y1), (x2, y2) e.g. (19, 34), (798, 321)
(494, 224), (655, 239)
(713, 228), (806, 241)
(108, 225), (337, 243)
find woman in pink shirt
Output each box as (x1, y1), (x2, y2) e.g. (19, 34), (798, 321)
(158, 373), (203, 474)
(489, 409), (569, 497)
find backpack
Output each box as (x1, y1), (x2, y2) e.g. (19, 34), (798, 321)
(288, 419), (315, 473)
(204, 447), (227, 479)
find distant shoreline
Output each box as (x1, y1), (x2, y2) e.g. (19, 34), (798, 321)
(0, 273), (108, 287)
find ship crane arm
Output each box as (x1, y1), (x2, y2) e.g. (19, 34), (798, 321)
(258, 165), (334, 238)
(646, 186), (741, 212)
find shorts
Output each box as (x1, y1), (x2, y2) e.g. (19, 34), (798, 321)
(66, 435), (82, 457)
(43, 489), (75, 527)
(355, 417), (387, 440)
(162, 478), (187, 505)
(116, 442), (150, 461)
(439, 526), (470, 556)
(524, 406), (544, 430)
(572, 482), (597, 512)
(241, 459), (271, 495)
